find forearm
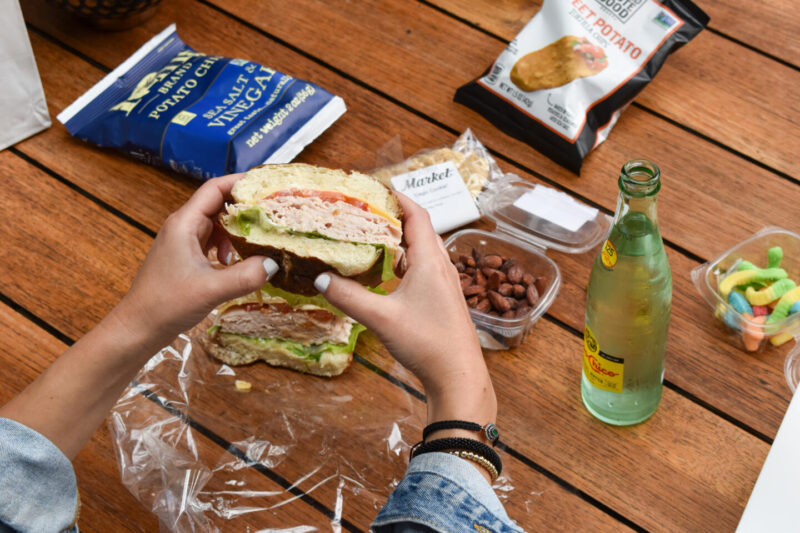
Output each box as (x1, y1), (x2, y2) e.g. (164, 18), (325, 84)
(0, 299), (170, 459)
(422, 363), (499, 483)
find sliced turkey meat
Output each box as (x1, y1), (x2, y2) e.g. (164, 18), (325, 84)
(219, 302), (355, 345)
(258, 190), (402, 250)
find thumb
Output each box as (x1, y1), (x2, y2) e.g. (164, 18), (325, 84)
(208, 256), (279, 303)
(314, 272), (392, 332)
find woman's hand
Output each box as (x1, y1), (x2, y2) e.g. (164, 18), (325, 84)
(314, 194), (497, 429)
(113, 173), (277, 347)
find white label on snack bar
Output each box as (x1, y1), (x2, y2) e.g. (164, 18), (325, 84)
(478, 0), (683, 141)
(513, 185), (598, 232)
(390, 161), (480, 234)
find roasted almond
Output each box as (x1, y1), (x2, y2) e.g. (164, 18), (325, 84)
(507, 265), (524, 284)
(534, 277), (548, 297)
(464, 284), (485, 297)
(488, 271), (502, 291)
(526, 285), (539, 307)
(506, 297), (519, 310)
(515, 305), (532, 318)
(522, 273), (535, 286)
(474, 269), (487, 286)
(483, 254), (503, 269)
(501, 257), (516, 272)
(459, 277), (472, 291)
(476, 298), (491, 313)
(498, 283), (514, 296)
(501, 310), (516, 319)
(465, 267), (475, 276)
(488, 291), (511, 312)
(513, 284), (526, 298)
(466, 295), (479, 307)
(454, 261), (466, 273)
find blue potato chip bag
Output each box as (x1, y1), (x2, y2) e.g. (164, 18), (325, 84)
(58, 25), (346, 179)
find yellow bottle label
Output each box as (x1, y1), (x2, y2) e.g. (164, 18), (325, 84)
(600, 239), (617, 269)
(583, 325), (624, 393)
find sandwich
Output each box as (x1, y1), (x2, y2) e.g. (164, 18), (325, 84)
(219, 163), (404, 295)
(205, 284), (366, 377)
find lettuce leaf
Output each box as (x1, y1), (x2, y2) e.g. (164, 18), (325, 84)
(224, 323), (367, 362)
(235, 206), (281, 236)
(260, 283), (345, 317)
(376, 244), (395, 282)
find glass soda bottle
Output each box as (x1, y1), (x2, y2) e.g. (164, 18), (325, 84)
(581, 159), (672, 425)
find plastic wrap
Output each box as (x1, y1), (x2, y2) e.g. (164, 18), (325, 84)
(108, 314), (525, 531)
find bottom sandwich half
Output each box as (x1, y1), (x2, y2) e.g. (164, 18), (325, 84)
(203, 284), (365, 377)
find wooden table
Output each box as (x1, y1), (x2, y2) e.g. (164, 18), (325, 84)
(6, 0), (799, 530)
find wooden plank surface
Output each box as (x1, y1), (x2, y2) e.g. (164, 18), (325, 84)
(202, 0), (800, 178)
(6, 0), (797, 530)
(428, 0), (800, 70)
(1, 133), (632, 529)
(685, 0), (799, 66)
(19, 1), (795, 439)
(1, 90), (770, 532)
(21, 0), (800, 261)
(0, 303), (158, 532)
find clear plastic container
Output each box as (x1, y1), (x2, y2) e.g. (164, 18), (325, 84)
(691, 227), (800, 375)
(445, 175), (611, 349)
(785, 344), (800, 393)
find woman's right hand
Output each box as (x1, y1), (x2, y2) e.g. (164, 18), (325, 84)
(314, 194), (497, 428)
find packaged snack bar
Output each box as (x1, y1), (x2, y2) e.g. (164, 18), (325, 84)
(58, 25), (346, 179)
(371, 129), (502, 233)
(455, 0), (708, 173)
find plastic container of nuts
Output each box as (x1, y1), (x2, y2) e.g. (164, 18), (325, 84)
(445, 174), (612, 349)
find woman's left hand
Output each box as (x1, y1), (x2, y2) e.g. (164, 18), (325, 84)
(114, 173), (277, 344)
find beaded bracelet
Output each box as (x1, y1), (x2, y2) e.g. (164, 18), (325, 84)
(422, 420), (500, 445)
(411, 437), (503, 477)
(446, 450), (499, 481)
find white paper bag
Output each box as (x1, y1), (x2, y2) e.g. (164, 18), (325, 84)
(0, 0), (51, 151)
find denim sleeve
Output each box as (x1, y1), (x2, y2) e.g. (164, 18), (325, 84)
(0, 418), (79, 533)
(371, 452), (525, 533)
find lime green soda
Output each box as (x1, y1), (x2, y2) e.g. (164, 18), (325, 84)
(581, 159), (672, 425)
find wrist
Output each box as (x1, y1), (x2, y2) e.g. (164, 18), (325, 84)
(424, 366), (497, 433)
(105, 296), (173, 361)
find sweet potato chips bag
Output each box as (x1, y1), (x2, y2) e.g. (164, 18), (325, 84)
(455, 0), (708, 173)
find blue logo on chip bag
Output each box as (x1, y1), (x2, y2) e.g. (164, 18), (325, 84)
(654, 11), (677, 28)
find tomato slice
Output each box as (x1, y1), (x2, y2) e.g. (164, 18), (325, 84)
(265, 189), (370, 212)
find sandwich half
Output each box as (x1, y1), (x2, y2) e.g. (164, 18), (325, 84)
(220, 163), (404, 295)
(205, 284), (365, 377)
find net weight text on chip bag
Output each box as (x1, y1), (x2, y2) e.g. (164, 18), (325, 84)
(455, 0), (708, 173)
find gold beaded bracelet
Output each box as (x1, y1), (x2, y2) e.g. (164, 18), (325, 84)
(447, 449), (499, 481)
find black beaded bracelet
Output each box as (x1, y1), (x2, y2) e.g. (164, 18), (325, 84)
(411, 437), (503, 477)
(422, 420), (500, 445)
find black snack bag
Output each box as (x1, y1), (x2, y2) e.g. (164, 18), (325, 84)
(455, 0), (708, 174)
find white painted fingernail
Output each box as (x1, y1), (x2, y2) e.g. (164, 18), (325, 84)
(314, 273), (331, 293)
(224, 252), (232, 266)
(263, 258), (278, 279)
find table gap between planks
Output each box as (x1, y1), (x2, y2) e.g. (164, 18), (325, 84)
(5, 0), (798, 530)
